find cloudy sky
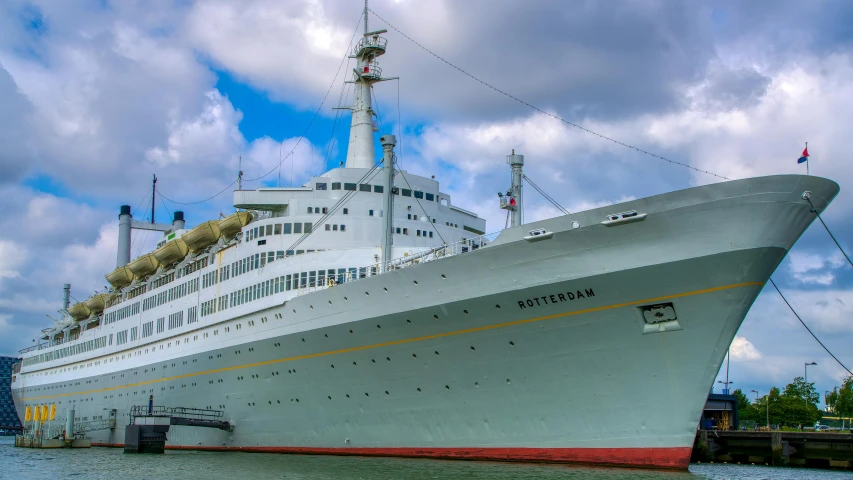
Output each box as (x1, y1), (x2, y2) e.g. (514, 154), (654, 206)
(1, 0), (852, 406)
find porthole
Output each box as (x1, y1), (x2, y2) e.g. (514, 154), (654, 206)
(434, 351), (439, 356)
(349, 330), (353, 334)
(509, 341), (515, 346)
(344, 297), (348, 301)
(371, 359), (376, 363)
(365, 292), (370, 296)
(441, 274), (446, 279)
(433, 314), (438, 319)
(445, 385), (450, 390)
(386, 357), (391, 362)
(506, 379), (511, 384)
(463, 310), (469, 315)
(302, 338), (305, 342)
(324, 334), (328, 338)
(383, 287), (388, 292)
(377, 324), (381, 329)
(413, 281), (418, 285)
(417, 388), (421, 392)
(328, 300), (332, 305)
(346, 394), (350, 398)
(474, 382), (479, 387)
(412, 354), (417, 358)
(328, 396), (332, 400)
(406, 319), (411, 324)
(496, 304), (501, 309)
(310, 305), (314, 309)
(331, 365), (335, 368)
(470, 346), (476, 351)
(352, 362), (357, 366)
(364, 393), (369, 397)
(385, 391), (389, 395)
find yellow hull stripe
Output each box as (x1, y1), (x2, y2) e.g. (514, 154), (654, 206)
(20, 281), (763, 402)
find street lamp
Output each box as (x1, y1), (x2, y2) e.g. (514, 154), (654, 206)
(805, 361), (817, 385)
(717, 379), (733, 395)
(752, 389), (769, 430)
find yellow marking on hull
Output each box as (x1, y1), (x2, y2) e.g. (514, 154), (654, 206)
(21, 281), (763, 401)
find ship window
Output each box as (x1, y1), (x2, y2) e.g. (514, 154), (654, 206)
(403, 228), (408, 235)
(395, 227), (401, 234)
(304, 222), (312, 233)
(309, 271), (316, 287)
(274, 224), (282, 235)
(357, 183), (370, 192)
(266, 225), (273, 235)
(316, 182), (327, 190)
(294, 223), (303, 234)
(286, 250), (294, 256)
(369, 209), (374, 216)
(285, 274), (292, 290)
(340, 225), (346, 232)
(344, 183), (357, 191)
(307, 207), (313, 214)
(277, 251), (284, 259)
(429, 231), (433, 238)
(343, 208), (348, 214)
(407, 214), (412, 220)
(257, 239), (266, 246)
(333, 224), (338, 231)
(253, 227), (259, 238)
(373, 185), (384, 193)
(331, 182), (341, 190)
(296, 250), (304, 255)
(300, 272), (307, 288)
(425, 193), (434, 201)
(416, 230), (421, 236)
(402, 189), (412, 197)
(325, 224), (331, 231)
(414, 190), (424, 199)
(283, 223), (292, 234)
(440, 198), (448, 206)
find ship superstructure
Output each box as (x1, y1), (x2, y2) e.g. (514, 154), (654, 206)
(10, 5), (840, 469)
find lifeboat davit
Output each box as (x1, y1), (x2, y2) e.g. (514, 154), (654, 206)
(127, 253), (160, 278)
(105, 265), (135, 289)
(153, 238), (189, 265)
(67, 302), (91, 321)
(84, 293), (112, 314)
(183, 221), (222, 253)
(218, 212), (253, 238)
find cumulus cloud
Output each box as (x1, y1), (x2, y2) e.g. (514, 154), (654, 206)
(730, 336), (762, 361)
(788, 251), (846, 285)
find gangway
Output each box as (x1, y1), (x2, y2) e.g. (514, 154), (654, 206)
(125, 400), (232, 453)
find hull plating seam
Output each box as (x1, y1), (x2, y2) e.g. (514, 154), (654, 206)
(22, 280), (763, 402)
(91, 443), (692, 468)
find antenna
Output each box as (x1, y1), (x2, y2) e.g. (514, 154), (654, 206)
(150, 174), (157, 224)
(364, 0), (368, 35)
(238, 156), (243, 191)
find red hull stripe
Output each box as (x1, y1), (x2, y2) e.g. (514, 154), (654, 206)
(92, 443), (691, 469)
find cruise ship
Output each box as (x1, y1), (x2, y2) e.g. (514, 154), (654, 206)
(10, 7), (839, 469)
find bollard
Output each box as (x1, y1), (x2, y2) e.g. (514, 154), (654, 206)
(65, 408), (75, 448)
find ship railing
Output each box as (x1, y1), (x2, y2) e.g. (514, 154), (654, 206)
(17, 345), (41, 354)
(295, 232), (499, 297)
(130, 405), (224, 422)
(353, 36), (387, 55)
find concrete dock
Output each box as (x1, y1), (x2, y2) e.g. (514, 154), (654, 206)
(693, 430), (853, 469)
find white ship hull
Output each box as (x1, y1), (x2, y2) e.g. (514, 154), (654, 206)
(12, 174), (838, 469)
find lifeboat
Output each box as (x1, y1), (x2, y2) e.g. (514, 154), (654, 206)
(218, 212), (253, 238)
(84, 293), (111, 314)
(127, 253), (160, 278)
(67, 302), (91, 321)
(153, 238), (189, 265)
(183, 220), (222, 253)
(105, 265), (135, 288)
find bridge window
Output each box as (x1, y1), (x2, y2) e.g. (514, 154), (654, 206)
(307, 207), (313, 214)
(331, 182), (341, 190)
(283, 223), (292, 234)
(359, 184), (371, 192)
(340, 225), (346, 232)
(316, 182), (327, 190)
(325, 224), (331, 231)
(343, 208), (349, 214)
(274, 224), (282, 235)
(425, 193), (434, 201)
(369, 209), (374, 216)
(402, 189), (412, 197)
(344, 183), (356, 191)
(373, 185), (384, 193)
(294, 223), (302, 234)
(414, 190), (424, 199)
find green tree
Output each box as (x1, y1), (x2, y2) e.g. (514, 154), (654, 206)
(732, 389), (751, 412)
(826, 387), (838, 414)
(837, 377), (853, 427)
(783, 376), (820, 405)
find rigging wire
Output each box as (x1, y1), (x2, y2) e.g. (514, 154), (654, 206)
(805, 197), (853, 268)
(368, 8), (729, 182)
(522, 173), (570, 215)
(244, 14), (364, 184)
(770, 279), (852, 376)
(158, 178), (238, 206)
(156, 190), (173, 222)
(395, 163), (447, 244)
(396, 78), (403, 170)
